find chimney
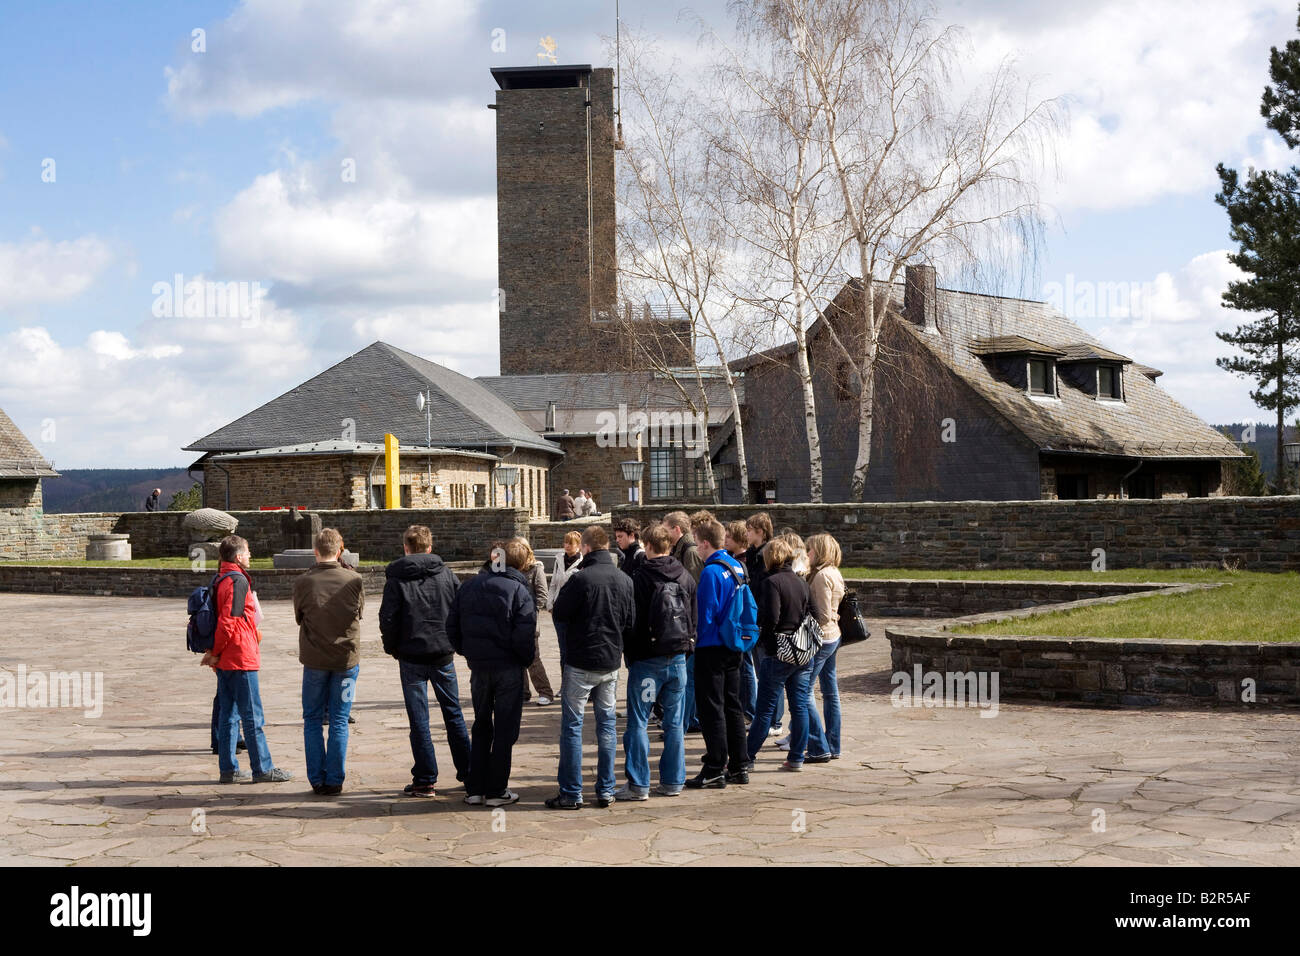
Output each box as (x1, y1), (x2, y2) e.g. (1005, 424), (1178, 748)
(904, 264), (938, 334)
(545, 401), (557, 432)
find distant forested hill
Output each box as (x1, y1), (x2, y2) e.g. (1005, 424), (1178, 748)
(40, 468), (198, 513)
(1215, 423), (1297, 483)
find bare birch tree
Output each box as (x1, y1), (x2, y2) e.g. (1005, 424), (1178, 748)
(614, 32), (751, 504)
(707, 15), (846, 502)
(742, 0), (1058, 499)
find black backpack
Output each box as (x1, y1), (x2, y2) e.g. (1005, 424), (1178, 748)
(649, 579), (693, 654)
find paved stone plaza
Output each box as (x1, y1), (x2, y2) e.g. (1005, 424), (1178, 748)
(2, 592), (1299, 866)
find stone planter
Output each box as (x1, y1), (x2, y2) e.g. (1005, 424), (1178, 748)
(86, 533), (131, 561)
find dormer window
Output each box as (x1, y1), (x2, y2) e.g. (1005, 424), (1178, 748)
(1097, 364), (1122, 400)
(1028, 359), (1055, 397)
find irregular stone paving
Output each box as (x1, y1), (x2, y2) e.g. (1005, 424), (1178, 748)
(1, 593), (1298, 866)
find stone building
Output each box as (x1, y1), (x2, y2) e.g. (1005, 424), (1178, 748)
(0, 407), (57, 513)
(727, 266), (1243, 503)
(186, 342), (561, 516)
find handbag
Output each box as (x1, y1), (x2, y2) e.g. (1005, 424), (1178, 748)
(837, 590), (871, 645)
(775, 611), (823, 667)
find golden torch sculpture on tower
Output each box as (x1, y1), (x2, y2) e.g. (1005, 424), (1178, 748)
(384, 433), (400, 509)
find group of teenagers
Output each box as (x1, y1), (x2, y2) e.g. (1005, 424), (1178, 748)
(201, 509), (848, 809)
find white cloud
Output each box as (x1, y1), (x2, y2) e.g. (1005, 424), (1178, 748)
(165, 0), (481, 118)
(1074, 249), (1262, 425)
(0, 235), (114, 309)
(953, 0), (1299, 211)
(213, 167), (497, 302)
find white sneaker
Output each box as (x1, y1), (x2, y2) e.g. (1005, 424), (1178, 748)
(464, 794), (484, 806)
(535, 696), (553, 706)
(776, 735), (790, 751)
(485, 789), (519, 807)
(767, 726), (783, 738)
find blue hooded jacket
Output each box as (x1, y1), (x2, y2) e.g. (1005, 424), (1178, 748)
(695, 549), (747, 649)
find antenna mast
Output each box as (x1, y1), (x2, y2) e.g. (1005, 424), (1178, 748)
(615, 0), (625, 149)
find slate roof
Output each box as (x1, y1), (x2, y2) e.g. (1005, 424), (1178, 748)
(969, 335), (1065, 357)
(186, 342), (562, 456)
(0, 407), (58, 478)
(210, 440), (499, 462)
(902, 288), (1242, 459)
(477, 371), (738, 439)
(732, 282), (1242, 461)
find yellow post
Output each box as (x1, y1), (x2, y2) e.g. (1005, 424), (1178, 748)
(384, 434), (401, 509)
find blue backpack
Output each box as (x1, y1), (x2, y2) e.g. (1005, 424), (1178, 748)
(186, 570), (247, 653)
(718, 561), (760, 654)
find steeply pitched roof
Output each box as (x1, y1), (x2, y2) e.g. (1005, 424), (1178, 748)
(0, 407), (58, 478)
(186, 342), (561, 456)
(896, 288), (1242, 460)
(732, 282), (1241, 461)
(969, 335), (1065, 357)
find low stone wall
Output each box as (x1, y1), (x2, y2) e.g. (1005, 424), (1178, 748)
(527, 518), (610, 549)
(613, 497), (1300, 572)
(0, 508), (532, 564)
(0, 564), (388, 600)
(887, 589), (1300, 708)
(848, 579), (1166, 618)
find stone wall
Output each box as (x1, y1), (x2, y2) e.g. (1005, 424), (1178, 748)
(0, 563), (388, 599)
(849, 579), (1168, 618)
(613, 496), (1300, 571)
(0, 507), (532, 564)
(887, 626), (1300, 707)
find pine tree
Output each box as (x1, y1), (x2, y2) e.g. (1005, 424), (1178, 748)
(167, 483), (203, 511)
(1215, 7), (1300, 493)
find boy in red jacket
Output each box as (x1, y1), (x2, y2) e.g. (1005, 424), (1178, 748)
(201, 535), (292, 784)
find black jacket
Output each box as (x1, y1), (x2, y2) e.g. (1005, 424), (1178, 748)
(618, 542), (646, 579)
(757, 562), (810, 655)
(628, 555), (697, 664)
(448, 567), (536, 671)
(145, 493), (159, 512)
(378, 552), (459, 664)
(743, 544), (770, 597)
(552, 549), (635, 672)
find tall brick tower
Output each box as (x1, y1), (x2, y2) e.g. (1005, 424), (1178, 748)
(492, 64), (619, 376)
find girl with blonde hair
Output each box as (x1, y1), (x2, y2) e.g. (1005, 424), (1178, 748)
(804, 533), (845, 761)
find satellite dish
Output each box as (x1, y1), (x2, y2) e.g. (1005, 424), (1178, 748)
(416, 392), (427, 412)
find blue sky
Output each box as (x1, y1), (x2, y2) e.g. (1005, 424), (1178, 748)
(1, 0), (1296, 467)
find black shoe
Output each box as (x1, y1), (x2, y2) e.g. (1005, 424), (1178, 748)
(685, 771), (726, 790)
(348, 714), (356, 725)
(725, 768), (750, 784)
(316, 784), (343, 796)
(804, 753), (833, 764)
(237, 740), (247, 752)
(545, 794), (584, 810)
(596, 794), (613, 808)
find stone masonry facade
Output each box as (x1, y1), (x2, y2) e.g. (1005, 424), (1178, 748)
(612, 497), (1300, 571)
(203, 450), (552, 518)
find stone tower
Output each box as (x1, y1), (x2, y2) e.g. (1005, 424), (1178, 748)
(492, 64), (619, 376)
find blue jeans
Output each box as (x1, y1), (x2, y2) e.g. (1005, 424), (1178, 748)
(623, 655), (686, 793)
(399, 658), (470, 786)
(806, 641), (841, 757)
(746, 653), (813, 764)
(684, 653), (699, 730)
(740, 649), (758, 721)
(755, 644), (785, 729)
(211, 683), (243, 751)
(215, 669), (274, 776)
(302, 665), (359, 787)
(558, 664), (619, 800)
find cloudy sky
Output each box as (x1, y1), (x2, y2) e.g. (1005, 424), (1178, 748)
(0, 0), (1295, 467)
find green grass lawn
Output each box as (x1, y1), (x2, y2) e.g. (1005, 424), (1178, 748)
(930, 569), (1300, 643)
(841, 566), (1237, 583)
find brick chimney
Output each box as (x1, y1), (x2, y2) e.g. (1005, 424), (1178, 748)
(904, 264), (938, 334)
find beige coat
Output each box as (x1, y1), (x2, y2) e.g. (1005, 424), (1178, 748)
(808, 566), (846, 643)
